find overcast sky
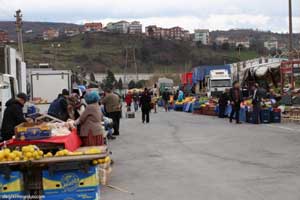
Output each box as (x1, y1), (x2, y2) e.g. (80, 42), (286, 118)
(0, 0), (300, 33)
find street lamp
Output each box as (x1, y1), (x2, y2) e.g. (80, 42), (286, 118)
(288, 0), (293, 55)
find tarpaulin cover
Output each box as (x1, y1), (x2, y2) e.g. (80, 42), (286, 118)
(3, 129), (82, 152)
(181, 72), (193, 85)
(192, 65), (231, 83)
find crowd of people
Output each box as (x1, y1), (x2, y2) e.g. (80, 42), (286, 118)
(218, 81), (280, 124)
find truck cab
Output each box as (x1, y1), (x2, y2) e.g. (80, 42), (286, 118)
(206, 70), (231, 97)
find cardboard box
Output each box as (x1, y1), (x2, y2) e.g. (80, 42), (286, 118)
(15, 122), (51, 141)
(43, 166), (99, 195)
(44, 192), (100, 200)
(0, 171), (24, 196)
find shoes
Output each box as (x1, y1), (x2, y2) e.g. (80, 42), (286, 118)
(236, 122), (242, 124)
(112, 132), (120, 136)
(107, 135), (116, 140)
(229, 119), (233, 123)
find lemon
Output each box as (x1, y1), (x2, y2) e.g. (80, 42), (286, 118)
(97, 159), (105, 164)
(4, 149), (11, 157)
(9, 153), (16, 160)
(14, 157), (20, 161)
(22, 146), (29, 152)
(25, 152), (33, 158)
(62, 150), (69, 156)
(0, 151), (4, 160)
(38, 150), (44, 156)
(28, 147), (35, 153)
(92, 160), (98, 165)
(104, 156), (111, 164)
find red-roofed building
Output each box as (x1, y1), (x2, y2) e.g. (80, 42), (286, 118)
(84, 23), (103, 32)
(0, 30), (9, 43)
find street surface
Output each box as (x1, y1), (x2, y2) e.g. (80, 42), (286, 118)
(102, 109), (300, 200)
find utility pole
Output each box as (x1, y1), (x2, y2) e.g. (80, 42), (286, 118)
(133, 47), (138, 82)
(123, 48), (128, 84)
(288, 0), (293, 56)
(15, 9), (24, 61)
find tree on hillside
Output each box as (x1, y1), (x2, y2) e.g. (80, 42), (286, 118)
(83, 33), (93, 48)
(128, 80), (136, 89)
(117, 78), (123, 90)
(88, 72), (98, 88)
(102, 70), (117, 89)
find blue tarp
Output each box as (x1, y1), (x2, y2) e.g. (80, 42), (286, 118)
(192, 65), (231, 84)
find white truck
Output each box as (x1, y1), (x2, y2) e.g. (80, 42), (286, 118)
(0, 45), (27, 125)
(27, 69), (72, 113)
(206, 69), (231, 97)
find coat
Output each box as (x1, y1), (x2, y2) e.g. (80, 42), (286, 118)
(78, 103), (104, 137)
(1, 99), (26, 140)
(140, 92), (152, 111)
(229, 88), (243, 104)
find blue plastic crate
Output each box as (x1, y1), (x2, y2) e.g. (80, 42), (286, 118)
(44, 192), (100, 200)
(246, 112), (258, 124)
(260, 109), (271, 123)
(271, 111), (281, 123)
(0, 171), (24, 198)
(42, 166), (99, 196)
(174, 104), (183, 111)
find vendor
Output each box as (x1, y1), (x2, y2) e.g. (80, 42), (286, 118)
(1, 93), (29, 141)
(218, 89), (229, 118)
(76, 91), (104, 146)
(48, 89), (70, 121)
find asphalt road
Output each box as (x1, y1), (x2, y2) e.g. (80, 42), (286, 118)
(101, 109), (300, 200)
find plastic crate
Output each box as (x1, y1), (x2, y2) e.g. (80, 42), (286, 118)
(271, 111), (281, 123)
(260, 109), (271, 123)
(246, 112), (258, 124)
(174, 104), (183, 111)
(0, 171), (24, 198)
(42, 166), (99, 196)
(15, 123), (51, 141)
(44, 192), (100, 200)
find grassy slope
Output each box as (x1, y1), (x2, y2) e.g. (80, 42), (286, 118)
(22, 32), (259, 73)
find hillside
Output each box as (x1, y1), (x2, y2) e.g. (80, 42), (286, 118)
(22, 32), (259, 73)
(0, 21), (81, 41)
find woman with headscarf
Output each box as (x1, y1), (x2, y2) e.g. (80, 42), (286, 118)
(76, 91), (104, 146)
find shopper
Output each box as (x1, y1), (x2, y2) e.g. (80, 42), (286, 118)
(48, 89), (70, 121)
(218, 89), (229, 118)
(76, 91), (105, 146)
(1, 93), (29, 141)
(229, 81), (243, 124)
(162, 89), (170, 112)
(133, 91), (139, 112)
(101, 88), (121, 136)
(140, 88), (152, 123)
(125, 92), (133, 112)
(251, 84), (263, 124)
(151, 93), (158, 113)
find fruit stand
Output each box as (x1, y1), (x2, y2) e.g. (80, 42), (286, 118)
(0, 116), (111, 199)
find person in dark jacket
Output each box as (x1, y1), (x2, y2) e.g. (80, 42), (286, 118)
(1, 93), (28, 141)
(218, 89), (229, 118)
(140, 88), (152, 123)
(162, 90), (170, 112)
(251, 84), (263, 124)
(48, 89), (70, 121)
(229, 81), (243, 124)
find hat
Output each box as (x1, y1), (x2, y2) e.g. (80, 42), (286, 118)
(17, 93), (28, 101)
(85, 91), (100, 105)
(62, 89), (70, 96)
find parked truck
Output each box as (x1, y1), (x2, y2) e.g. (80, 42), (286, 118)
(0, 45), (27, 125)
(27, 68), (72, 113)
(206, 69), (231, 97)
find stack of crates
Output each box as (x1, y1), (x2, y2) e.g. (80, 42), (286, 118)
(271, 109), (281, 123)
(260, 109), (271, 123)
(0, 170), (24, 199)
(42, 166), (100, 200)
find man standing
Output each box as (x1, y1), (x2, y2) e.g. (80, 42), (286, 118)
(162, 89), (170, 112)
(140, 88), (152, 123)
(229, 81), (243, 124)
(1, 93), (29, 141)
(218, 89), (229, 118)
(252, 84), (263, 124)
(102, 88), (121, 136)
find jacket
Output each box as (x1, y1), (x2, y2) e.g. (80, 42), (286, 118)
(79, 103), (104, 137)
(140, 92), (152, 111)
(1, 99), (26, 140)
(101, 93), (121, 113)
(48, 96), (69, 121)
(229, 88), (243, 104)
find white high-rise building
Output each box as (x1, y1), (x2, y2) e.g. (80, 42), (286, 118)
(194, 29), (209, 45)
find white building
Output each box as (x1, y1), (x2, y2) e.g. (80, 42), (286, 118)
(194, 29), (209, 45)
(235, 40), (250, 48)
(215, 36), (229, 45)
(128, 21), (142, 34)
(107, 21), (130, 34)
(264, 40), (278, 50)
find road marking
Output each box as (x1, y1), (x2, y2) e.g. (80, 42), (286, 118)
(266, 124), (300, 132)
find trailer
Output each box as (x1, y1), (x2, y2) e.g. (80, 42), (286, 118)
(28, 69), (72, 113)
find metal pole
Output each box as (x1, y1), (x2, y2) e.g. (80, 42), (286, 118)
(288, 0), (293, 54)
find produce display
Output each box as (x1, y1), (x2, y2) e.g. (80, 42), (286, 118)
(0, 145), (106, 162)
